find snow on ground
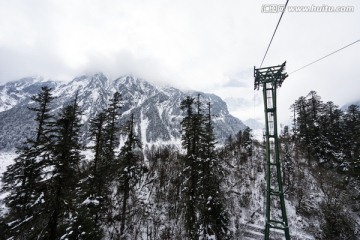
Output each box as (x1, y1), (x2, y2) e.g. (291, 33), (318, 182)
(0, 151), (17, 179)
(0, 151), (17, 214)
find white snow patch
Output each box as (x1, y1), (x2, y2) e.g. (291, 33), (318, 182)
(0, 151), (17, 180)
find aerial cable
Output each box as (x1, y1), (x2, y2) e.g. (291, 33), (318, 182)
(289, 39), (360, 75)
(260, 0), (290, 67)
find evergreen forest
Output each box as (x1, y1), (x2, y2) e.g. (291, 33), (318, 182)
(0, 88), (359, 239)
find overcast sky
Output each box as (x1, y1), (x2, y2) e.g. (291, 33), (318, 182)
(0, 0), (359, 125)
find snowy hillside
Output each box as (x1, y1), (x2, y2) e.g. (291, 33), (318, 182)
(1, 76), (359, 239)
(0, 74), (246, 150)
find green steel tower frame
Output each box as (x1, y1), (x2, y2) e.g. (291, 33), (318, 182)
(254, 62), (290, 240)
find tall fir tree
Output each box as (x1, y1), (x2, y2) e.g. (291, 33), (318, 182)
(44, 94), (84, 239)
(117, 113), (143, 237)
(76, 92), (122, 238)
(319, 101), (345, 164)
(1, 86), (55, 239)
(291, 96), (310, 155)
(279, 126), (294, 188)
(104, 92), (122, 170)
(198, 102), (229, 239)
(77, 111), (107, 239)
(343, 104), (360, 176)
(180, 96), (230, 239)
(180, 96), (201, 239)
(292, 92), (324, 164)
(305, 91), (321, 161)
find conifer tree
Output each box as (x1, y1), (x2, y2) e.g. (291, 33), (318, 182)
(279, 126), (294, 188)
(77, 111), (107, 239)
(104, 92), (122, 170)
(1, 86), (54, 239)
(306, 91), (325, 163)
(77, 92), (122, 238)
(180, 96), (201, 239)
(198, 102), (229, 239)
(292, 92), (323, 164)
(117, 113), (143, 237)
(343, 104), (360, 176)
(319, 102), (345, 164)
(236, 127), (253, 162)
(180, 96), (230, 239)
(44, 95), (84, 239)
(180, 96), (196, 155)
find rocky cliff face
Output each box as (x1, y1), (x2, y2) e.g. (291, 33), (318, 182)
(0, 73), (247, 150)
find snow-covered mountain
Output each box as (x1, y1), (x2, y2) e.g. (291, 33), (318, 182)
(1, 75), (359, 239)
(0, 73), (247, 150)
(0, 76), (59, 111)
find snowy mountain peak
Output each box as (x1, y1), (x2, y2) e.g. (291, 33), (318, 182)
(0, 74), (247, 150)
(0, 76), (58, 112)
(115, 76), (158, 94)
(68, 73), (109, 88)
(8, 76), (44, 87)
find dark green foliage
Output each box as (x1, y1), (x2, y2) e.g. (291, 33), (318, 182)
(279, 126), (294, 188)
(28, 86), (56, 145)
(198, 102), (229, 239)
(236, 127), (253, 162)
(77, 111), (107, 238)
(2, 86), (360, 239)
(343, 104), (360, 176)
(292, 91), (360, 173)
(104, 92), (122, 168)
(317, 168), (358, 240)
(180, 95), (201, 239)
(180, 96), (196, 154)
(290, 91), (360, 237)
(291, 92), (322, 163)
(0, 87), (54, 239)
(76, 92), (123, 238)
(321, 204), (357, 240)
(44, 95), (84, 239)
(117, 113), (143, 237)
(180, 95), (229, 239)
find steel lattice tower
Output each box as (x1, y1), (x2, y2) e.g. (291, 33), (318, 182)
(254, 61), (290, 240)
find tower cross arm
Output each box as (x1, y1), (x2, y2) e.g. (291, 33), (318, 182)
(254, 61), (288, 90)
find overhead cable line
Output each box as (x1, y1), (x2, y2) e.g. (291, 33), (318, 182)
(260, 0), (289, 67)
(289, 39), (360, 75)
